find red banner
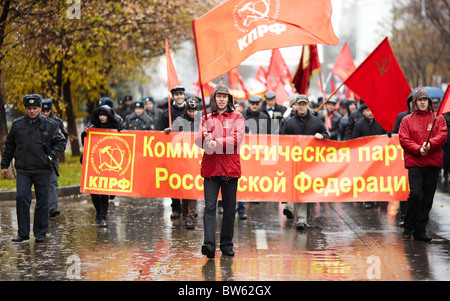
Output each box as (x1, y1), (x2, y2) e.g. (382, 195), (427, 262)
(81, 129), (409, 203)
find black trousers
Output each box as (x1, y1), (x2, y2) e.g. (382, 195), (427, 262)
(404, 166), (440, 233)
(203, 177), (238, 250)
(91, 194), (109, 220)
(16, 172), (50, 237)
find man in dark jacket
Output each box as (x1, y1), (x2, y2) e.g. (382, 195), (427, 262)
(41, 98), (68, 218)
(158, 86), (186, 132)
(1, 94), (67, 243)
(319, 97), (341, 140)
(144, 96), (161, 130)
(344, 100), (364, 140)
(351, 104), (386, 139)
(241, 95), (270, 135)
(261, 91), (286, 134)
(123, 100), (151, 130)
(351, 104), (386, 209)
(281, 95), (329, 230)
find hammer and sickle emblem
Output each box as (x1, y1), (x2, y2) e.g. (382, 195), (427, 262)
(99, 144), (124, 172)
(238, 0), (270, 27)
(375, 58), (390, 76)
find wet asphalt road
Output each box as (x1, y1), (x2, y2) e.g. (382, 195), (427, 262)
(0, 180), (449, 282)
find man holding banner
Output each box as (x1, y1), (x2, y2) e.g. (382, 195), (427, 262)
(399, 87), (447, 242)
(281, 94), (328, 230)
(195, 82), (245, 258)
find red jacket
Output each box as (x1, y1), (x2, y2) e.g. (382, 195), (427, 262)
(399, 110), (447, 168)
(195, 110), (245, 178)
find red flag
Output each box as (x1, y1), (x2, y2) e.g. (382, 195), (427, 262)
(292, 45), (320, 94)
(438, 84), (450, 115)
(266, 48), (292, 93)
(165, 39), (180, 90)
(343, 37), (411, 131)
(331, 42), (356, 82)
(275, 81), (290, 106)
(165, 39), (181, 127)
(255, 66), (267, 85)
(228, 67), (250, 99)
(192, 0), (339, 85)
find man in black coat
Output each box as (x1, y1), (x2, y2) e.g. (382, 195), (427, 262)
(352, 104), (386, 209)
(158, 86), (186, 132)
(281, 95), (329, 230)
(261, 91), (286, 134)
(241, 95), (270, 135)
(1, 94), (67, 243)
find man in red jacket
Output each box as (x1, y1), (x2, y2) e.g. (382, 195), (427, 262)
(195, 81), (245, 258)
(399, 87), (448, 242)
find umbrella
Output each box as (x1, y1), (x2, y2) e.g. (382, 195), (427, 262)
(412, 86), (445, 99)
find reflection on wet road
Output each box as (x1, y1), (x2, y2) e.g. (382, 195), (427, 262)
(1, 187), (449, 281)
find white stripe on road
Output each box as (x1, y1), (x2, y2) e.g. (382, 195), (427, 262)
(255, 229), (268, 249)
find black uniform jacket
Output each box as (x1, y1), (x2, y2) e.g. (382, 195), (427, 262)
(1, 114), (67, 175)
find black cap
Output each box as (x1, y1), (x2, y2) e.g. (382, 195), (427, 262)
(248, 95), (262, 103)
(170, 86), (185, 95)
(23, 94), (42, 107)
(42, 98), (53, 111)
(99, 97), (114, 108)
(132, 100), (145, 109)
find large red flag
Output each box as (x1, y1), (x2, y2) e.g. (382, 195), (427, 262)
(437, 84), (450, 115)
(292, 45), (320, 94)
(266, 48), (292, 93)
(192, 0), (339, 85)
(165, 39), (180, 91)
(331, 42), (356, 82)
(343, 37), (411, 132)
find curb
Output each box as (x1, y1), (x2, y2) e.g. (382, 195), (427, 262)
(0, 185), (81, 201)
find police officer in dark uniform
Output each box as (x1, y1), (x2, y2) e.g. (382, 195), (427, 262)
(123, 100), (151, 130)
(1, 94), (67, 243)
(41, 98), (68, 218)
(144, 96), (161, 130)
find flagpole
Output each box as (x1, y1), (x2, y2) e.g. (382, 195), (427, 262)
(425, 95), (444, 145)
(192, 19), (208, 120)
(315, 82), (345, 112)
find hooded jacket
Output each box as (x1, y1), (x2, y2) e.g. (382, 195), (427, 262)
(81, 105), (119, 146)
(399, 108), (447, 168)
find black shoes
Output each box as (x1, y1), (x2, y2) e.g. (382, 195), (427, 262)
(12, 236), (45, 243)
(403, 229), (432, 242)
(283, 208), (294, 219)
(296, 222), (307, 230)
(221, 248), (235, 257)
(49, 209), (60, 217)
(201, 244), (215, 259)
(100, 219), (107, 227)
(238, 211), (247, 220)
(12, 236), (29, 243)
(413, 232), (432, 242)
(402, 229), (412, 239)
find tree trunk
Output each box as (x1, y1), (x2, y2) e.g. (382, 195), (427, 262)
(63, 76), (81, 157)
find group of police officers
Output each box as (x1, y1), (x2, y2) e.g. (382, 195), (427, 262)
(1, 85), (432, 242)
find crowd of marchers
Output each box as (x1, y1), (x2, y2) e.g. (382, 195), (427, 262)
(1, 84), (447, 257)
